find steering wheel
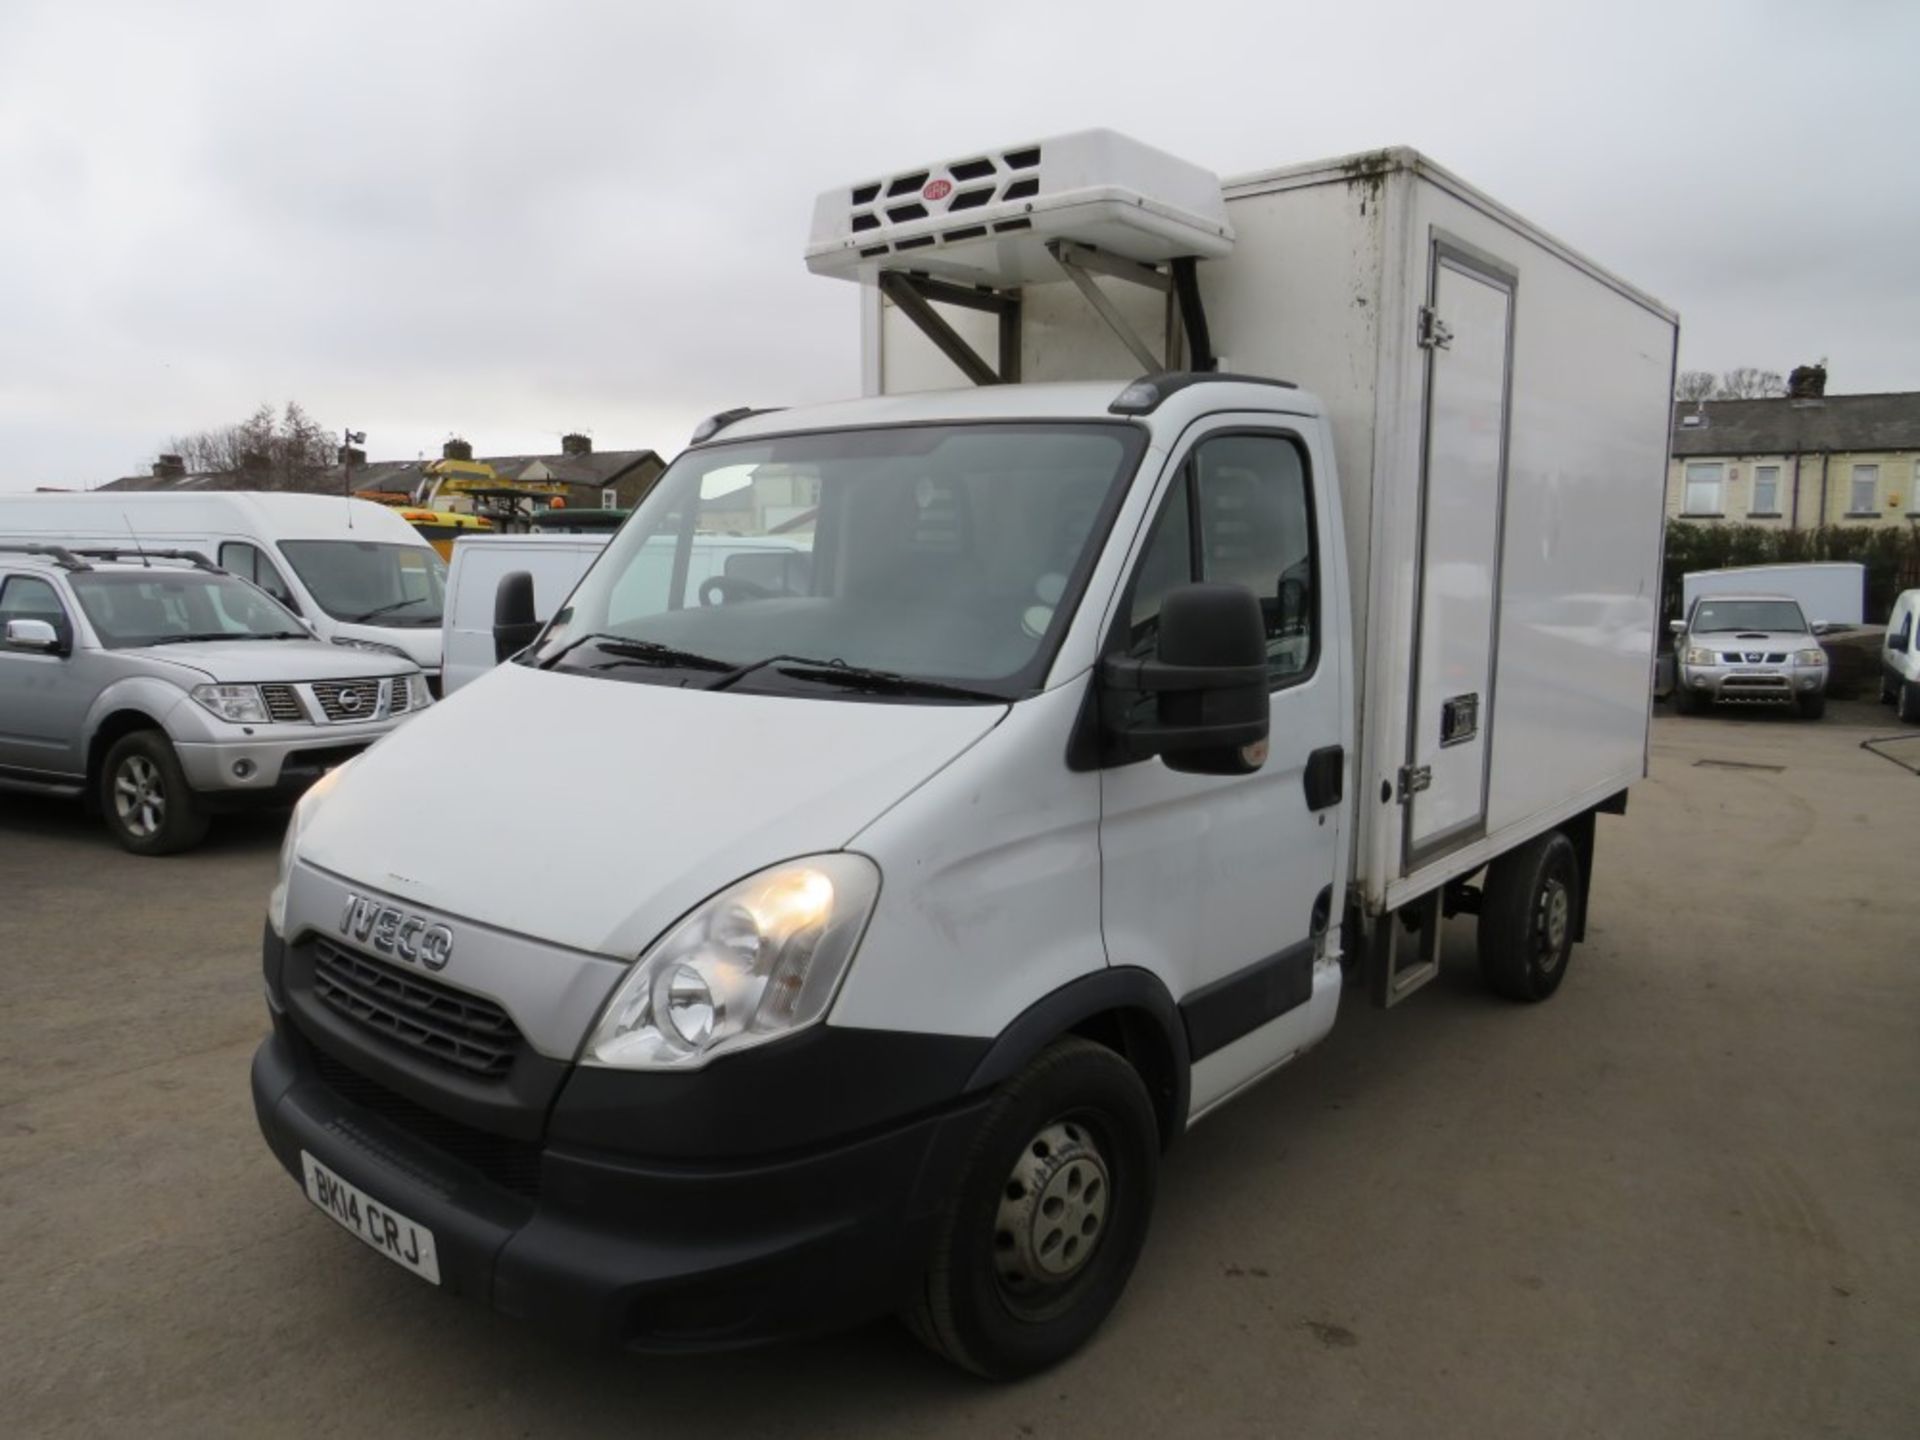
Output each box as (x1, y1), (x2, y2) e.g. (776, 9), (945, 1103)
(698, 574), (777, 607)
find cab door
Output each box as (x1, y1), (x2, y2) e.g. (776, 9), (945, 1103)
(1097, 422), (1345, 1116)
(0, 572), (89, 781)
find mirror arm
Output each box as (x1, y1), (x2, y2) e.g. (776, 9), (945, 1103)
(1103, 655), (1270, 696)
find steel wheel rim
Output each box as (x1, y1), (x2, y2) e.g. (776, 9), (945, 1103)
(992, 1115), (1112, 1317)
(1537, 876), (1570, 971)
(113, 755), (164, 837)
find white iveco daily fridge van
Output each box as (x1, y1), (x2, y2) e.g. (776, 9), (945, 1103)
(0, 493), (448, 691)
(253, 133), (1677, 1377)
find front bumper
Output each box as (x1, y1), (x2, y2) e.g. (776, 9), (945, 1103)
(252, 959), (991, 1351)
(176, 723), (401, 804)
(1679, 664), (1826, 704)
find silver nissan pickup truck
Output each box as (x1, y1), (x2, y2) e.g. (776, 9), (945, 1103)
(0, 545), (430, 853)
(1670, 593), (1829, 719)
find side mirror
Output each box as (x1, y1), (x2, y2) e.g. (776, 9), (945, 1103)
(492, 571), (541, 663)
(1668, 619), (1686, 637)
(4, 618), (63, 654)
(1101, 582), (1270, 775)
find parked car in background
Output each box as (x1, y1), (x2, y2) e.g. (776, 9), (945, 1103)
(1670, 593), (1829, 718)
(1880, 588), (1920, 723)
(0, 492), (450, 692)
(0, 546), (429, 854)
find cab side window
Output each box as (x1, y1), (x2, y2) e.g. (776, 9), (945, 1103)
(1892, 608), (1913, 652)
(219, 542), (299, 612)
(0, 575), (74, 651)
(1123, 433), (1318, 687)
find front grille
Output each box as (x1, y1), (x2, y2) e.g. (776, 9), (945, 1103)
(388, 680), (412, 715)
(312, 940), (521, 1078)
(1720, 651), (1789, 665)
(311, 1048), (543, 1199)
(260, 683), (307, 722)
(311, 679), (384, 722)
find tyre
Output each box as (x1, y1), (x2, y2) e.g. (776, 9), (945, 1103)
(1478, 830), (1580, 1003)
(906, 1037), (1159, 1379)
(1882, 673), (1898, 706)
(1796, 691), (1826, 720)
(100, 731), (210, 856)
(1671, 682), (1705, 715)
(1901, 681), (1920, 727)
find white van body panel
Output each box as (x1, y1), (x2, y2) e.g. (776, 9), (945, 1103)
(0, 492), (445, 673)
(295, 660), (1005, 960)
(443, 534), (609, 695)
(1683, 562), (1866, 629)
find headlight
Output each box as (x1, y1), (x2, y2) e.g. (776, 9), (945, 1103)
(266, 765), (347, 936)
(1794, 649), (1826, 667)
(1683, 646), (1717, 667)
(191, 683), (269, 723)
(332, 636), (413, 661)
(584, 853), (881, 1070)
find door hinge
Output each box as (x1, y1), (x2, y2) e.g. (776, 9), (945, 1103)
(1396, 764), (1432, 803)
(1416, 306), (1453, 350)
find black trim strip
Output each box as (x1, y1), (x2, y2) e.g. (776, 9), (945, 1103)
(1179, 939), (1316, 1061)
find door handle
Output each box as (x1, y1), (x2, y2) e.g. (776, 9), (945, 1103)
(1304, 745), (1344, 811)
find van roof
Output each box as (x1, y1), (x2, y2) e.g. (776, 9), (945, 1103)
(709, 378), (1324, 445)
(0, 491), (429, 546)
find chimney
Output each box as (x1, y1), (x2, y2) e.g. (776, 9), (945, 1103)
(337, 445), (367, 467)
(561, 432), (592, 456)
(443, 437), (474, 462)
(1787, 362), (1828, 399)
(151, 453), (186, 480)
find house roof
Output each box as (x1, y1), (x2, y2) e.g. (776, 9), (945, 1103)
(1672, 393), (1920, 457)
(97, 448), (664, 496)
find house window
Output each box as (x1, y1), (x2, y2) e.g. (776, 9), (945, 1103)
(1850, 463), (1879, 515)
(1750, 465), (1781, 516)
(602, 487), (619, 509)
(1683, 462), (1724, 515)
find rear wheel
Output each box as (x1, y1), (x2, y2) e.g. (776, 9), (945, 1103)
(905, 1038), (1159, 1378)
(1796, 691), (1826, 720)
(100, 731), (209, 856)
(1900, 681), (1920, 727)
(1478, 830), (1580, 1002)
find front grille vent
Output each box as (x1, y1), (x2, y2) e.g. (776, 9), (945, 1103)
(388, 680), (412, 716)
(310, 1049), (542, 1199)
(1719, 652), (1789, 665)
(312, 940), (521, 1079)
(311, 679), (384, 722)
(260, 684), (307, 722)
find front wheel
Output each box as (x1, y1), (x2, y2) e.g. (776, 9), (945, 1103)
(905, 1038), (1159, 1378)
(1671, 682), (1705, 715)
(1900, 682), (1920, 727)
(100, 731), (210, 856)
(1797, 691), (1826, 720)
(1478, 830), (1580, 1002)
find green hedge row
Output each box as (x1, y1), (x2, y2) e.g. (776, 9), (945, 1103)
(1662, 520), (1920, 624)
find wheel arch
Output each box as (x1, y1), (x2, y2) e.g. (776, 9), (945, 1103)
(84, 708), (167, 811)
(964, 968), (1189, 1150)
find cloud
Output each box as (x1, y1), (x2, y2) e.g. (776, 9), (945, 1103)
(2, 0), (1915, 489)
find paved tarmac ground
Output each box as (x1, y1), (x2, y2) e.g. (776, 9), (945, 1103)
(3, 702), (1917, 1439)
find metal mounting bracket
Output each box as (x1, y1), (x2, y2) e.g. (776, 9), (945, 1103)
(876, 271), (1021, 385)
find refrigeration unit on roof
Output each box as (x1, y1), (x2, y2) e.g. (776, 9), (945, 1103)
(805, 129), (1235, 289)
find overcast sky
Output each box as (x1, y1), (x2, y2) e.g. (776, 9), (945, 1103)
(2, 0), (1915, 492)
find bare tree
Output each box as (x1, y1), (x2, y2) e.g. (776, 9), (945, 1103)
(1675, 370), (1717, 402)
(166, 401), (335, 490)
(1716, 368), (1787, 400)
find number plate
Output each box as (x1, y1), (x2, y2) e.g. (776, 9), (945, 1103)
(301, 1151), (441, 1285)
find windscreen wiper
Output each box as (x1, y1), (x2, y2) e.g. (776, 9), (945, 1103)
(347, 598), (430, 623)
(706, 653), (1005, 703)
(143, 632), (255, 646)
(541, 632), (731, 674)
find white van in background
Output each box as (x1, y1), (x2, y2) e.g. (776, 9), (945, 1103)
(1682, 562), (1866, 633)
(446, 532), (813, 694)
(0, 494), (449, 690)
(443, 534), (609, 695)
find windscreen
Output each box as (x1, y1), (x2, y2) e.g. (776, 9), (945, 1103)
(539, 422), (1143, 700)
(1691, 599), (1809, 634)
(278, 540), (446, 626)
(69, 571), (308, 649)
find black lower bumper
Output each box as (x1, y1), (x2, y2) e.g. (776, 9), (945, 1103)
(251, 1018), (989, 1351)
